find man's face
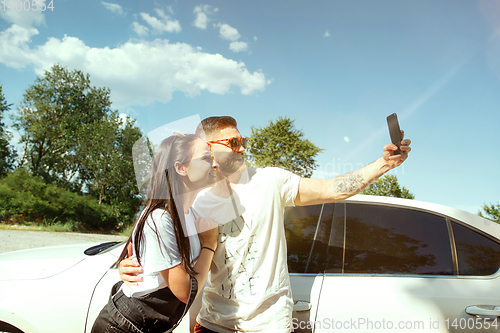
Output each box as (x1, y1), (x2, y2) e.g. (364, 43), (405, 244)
(208, 126), (245, 175)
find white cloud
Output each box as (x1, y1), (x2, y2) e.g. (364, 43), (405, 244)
(0, 25), (40, 68)
(0, 24), (268, 107)
(324, 30), (330, 37)
(217, 23), (240, 41)
(101, 2), (125, 16)
(140, 9), (181, 34)
(155, 8), (172, 20)
(193, 5), (217, 30)
(254, 36), (258, 41)
(194, 10), (207, 29)
(0, 7), (45, 28)
(132, 22), (149, 36)
(215, 23), (249, 53)
(229, 41), (248, 53)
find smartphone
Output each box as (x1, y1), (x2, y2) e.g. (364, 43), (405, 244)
(387, 113), (402, 155)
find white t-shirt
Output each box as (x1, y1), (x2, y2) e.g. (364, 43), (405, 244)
(122, 208), (201, 298)
(193, 167), (300, 333)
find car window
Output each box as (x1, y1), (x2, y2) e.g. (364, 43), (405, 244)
(306, 203), (333, 273)
(451, 221), (500, 276)
(343, 204), (454, 275)
(284, 204), (332, 273)
(325, 203), (345, 274)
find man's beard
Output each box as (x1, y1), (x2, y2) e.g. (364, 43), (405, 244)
(215, 151), (245, 176)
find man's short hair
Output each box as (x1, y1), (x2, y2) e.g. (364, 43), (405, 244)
(195, 116), (238, 140)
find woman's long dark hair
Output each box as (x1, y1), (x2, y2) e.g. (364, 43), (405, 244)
(117, 134), (199, 276)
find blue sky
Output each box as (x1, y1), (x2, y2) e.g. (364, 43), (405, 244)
(1, 0), (499, 214)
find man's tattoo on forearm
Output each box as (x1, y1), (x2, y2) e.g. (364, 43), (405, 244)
(333, 172), (366, 194)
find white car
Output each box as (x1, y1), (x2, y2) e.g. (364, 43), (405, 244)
(1, 195), (499, 333)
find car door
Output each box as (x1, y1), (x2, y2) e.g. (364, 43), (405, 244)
(285, 203), (333, 333)
(314, 202), (500, 333)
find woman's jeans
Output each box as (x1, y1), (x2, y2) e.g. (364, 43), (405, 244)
(91, 280), (197, 333)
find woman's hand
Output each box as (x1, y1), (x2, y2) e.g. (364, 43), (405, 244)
(119, 258), (143, 286)
(119, 242), (143, 286)
(195, 217), (219, 251)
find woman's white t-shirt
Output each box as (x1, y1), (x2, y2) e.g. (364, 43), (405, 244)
(122, 208), (201, 298)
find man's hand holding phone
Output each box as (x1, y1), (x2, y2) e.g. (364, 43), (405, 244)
(384, 113), (411, 169)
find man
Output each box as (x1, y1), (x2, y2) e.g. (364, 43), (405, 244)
(120, 116), (411, 332)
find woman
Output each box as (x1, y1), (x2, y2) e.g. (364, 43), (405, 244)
(91, 134), (218, 333)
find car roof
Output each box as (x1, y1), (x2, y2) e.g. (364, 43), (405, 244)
(342, 194), (500, 241)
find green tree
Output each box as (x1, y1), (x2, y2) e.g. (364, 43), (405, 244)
(79, 112), (142, 216)
(479, 203), (500, 224)
(0, 85), (17, 177)
(247, 117), (323, 177)
(12, 64), (143, 223)
(361, 174), (415, 199)
(13, 64), (111, 189)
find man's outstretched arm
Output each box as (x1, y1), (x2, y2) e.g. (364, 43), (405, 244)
(295, 136), (411, 206)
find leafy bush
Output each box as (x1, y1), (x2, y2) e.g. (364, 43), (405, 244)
(0, 168), (132, 231)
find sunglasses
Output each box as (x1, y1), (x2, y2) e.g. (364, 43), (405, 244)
(207, 137), (248, 151)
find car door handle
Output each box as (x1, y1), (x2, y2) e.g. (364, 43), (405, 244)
(465, 305), (500, 317)
(294, 301), (312, 312)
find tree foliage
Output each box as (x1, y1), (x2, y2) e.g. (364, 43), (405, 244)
(246, 117), (323, 177)
(0, 85), (16, 177)
(361, 174), (415, 199)
(13, 64), (112, 187)
(0, 168), (125, 231)
(79, 112), (143, 215)
(479, 203), (500, 224)
(11, 64), (143, 222)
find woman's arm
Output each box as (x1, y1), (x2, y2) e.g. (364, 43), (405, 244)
(160, 216), (218, 303)
(159, 245), (215, 303)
